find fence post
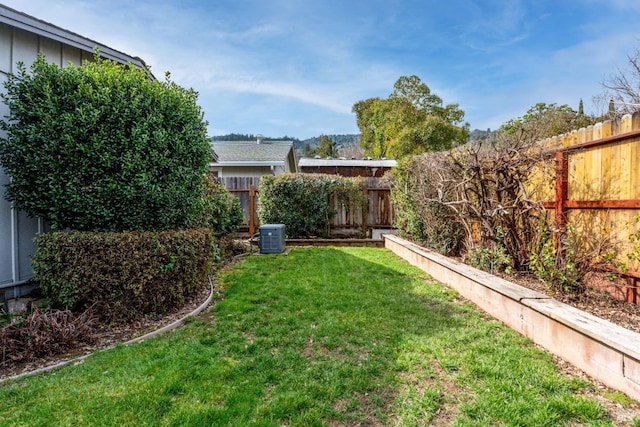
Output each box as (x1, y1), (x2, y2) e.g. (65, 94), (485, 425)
(626, 277), (638, 304)
(555, 151), (568, 232)
(249, 185), (256, 235)
(362, 186), (369, 237)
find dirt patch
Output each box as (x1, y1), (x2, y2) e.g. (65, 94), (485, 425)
(426, 362), (463, 426)
(329, 391), (388, 427)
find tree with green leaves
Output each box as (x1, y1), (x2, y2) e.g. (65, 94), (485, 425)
(352, 75), (468, 159)
(501, 102), (594, 139)
(0, 53), (212, 232)
(316, 134), (339, 158)
(578, 98), (584, 115)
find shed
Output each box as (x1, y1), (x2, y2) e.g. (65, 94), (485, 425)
(298, 157), (397, 178)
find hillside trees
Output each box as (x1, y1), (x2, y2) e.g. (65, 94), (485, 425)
(501, 102), (594, 140)
(352, 75), (469, 159)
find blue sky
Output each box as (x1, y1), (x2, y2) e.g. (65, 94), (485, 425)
(4, 0), (640, 139)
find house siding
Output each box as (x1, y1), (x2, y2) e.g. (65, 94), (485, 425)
(0, 11), (144, 298)
(0, 24), (68, 296)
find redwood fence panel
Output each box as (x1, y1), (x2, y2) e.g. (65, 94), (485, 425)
(221, 177), (261, 234)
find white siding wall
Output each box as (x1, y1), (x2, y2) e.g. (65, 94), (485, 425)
(216, 166), (274, 178)
(0, 24), (86, 297)
(211, 164), (291, 179)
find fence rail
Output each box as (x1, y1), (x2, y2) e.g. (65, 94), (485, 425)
(532, 112), (640, 304)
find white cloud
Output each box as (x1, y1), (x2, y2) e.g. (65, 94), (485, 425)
(4, 0), (640, 137)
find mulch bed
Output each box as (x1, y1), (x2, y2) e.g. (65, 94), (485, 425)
(0, 283), (215, 381)
(498, 270), (640, 334)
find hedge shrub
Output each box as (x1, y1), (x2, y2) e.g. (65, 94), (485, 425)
(201, 174), (243, 237)
(258, 173), (366, 238)
(31, 228), (213, 322)
(0, 53), (212, 231)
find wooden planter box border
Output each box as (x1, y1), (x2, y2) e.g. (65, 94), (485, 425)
(383, 234), (640, 402)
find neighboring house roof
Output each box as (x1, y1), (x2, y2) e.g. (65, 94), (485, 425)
(299, 158), (397, 168)
(0, 4), (148, 70)
(298, 157), (397, 178)
(211, 141), (297, 171)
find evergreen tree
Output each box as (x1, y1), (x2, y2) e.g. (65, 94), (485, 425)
(316, 135), (339, 158)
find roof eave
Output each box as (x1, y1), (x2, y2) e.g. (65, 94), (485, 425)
(0, 5), (148, 70)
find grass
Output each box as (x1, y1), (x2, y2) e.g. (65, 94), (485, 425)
(0, 247), (629, 426)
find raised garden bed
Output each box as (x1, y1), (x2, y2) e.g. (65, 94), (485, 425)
(384, 233), (640, 402)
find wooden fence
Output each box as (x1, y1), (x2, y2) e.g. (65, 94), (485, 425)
(222, 177), (261, 234)
(220, 176), (394, 236)
(533, 112), (640, 303)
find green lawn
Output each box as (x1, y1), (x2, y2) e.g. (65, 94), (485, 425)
(0, 247), (629, 426)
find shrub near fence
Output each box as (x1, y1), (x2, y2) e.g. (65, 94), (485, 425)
(32, 228), (213, 323)
(223, 175), (394, 235)
(201, 174), (243, 237)
(257, 174), (367, 238)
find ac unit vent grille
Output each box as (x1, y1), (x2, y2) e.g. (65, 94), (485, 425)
(259, 224), (286, 254)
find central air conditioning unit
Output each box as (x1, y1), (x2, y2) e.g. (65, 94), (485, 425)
(259, 224), (286, 254)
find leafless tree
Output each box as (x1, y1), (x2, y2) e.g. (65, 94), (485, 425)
(602, 47), (640, 116)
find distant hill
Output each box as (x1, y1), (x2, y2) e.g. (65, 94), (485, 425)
(300, 134), (360, 148)
(210, 133), (362, 158)
(468, 128), (497, 142)
(212, 131), (502, 155)
(211, 133), (301, 143)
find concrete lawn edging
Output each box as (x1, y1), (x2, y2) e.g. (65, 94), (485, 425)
(0, 277), (216, 384)
(383, 234), (640, 402)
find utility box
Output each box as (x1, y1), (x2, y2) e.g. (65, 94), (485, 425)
(259, 224), (286, 254)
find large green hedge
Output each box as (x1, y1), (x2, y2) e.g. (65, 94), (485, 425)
(32, 228), (213, 322)
(0, 53), (212, 231)
(258, 174), (366, 238)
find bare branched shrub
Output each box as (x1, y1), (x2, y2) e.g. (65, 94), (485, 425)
(392, 127), (552, 270)
(1, 307), (96, 366)
(601, 47), (640, 116)
(391, 105), (620, 289)
(451, 131), (552, 270)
